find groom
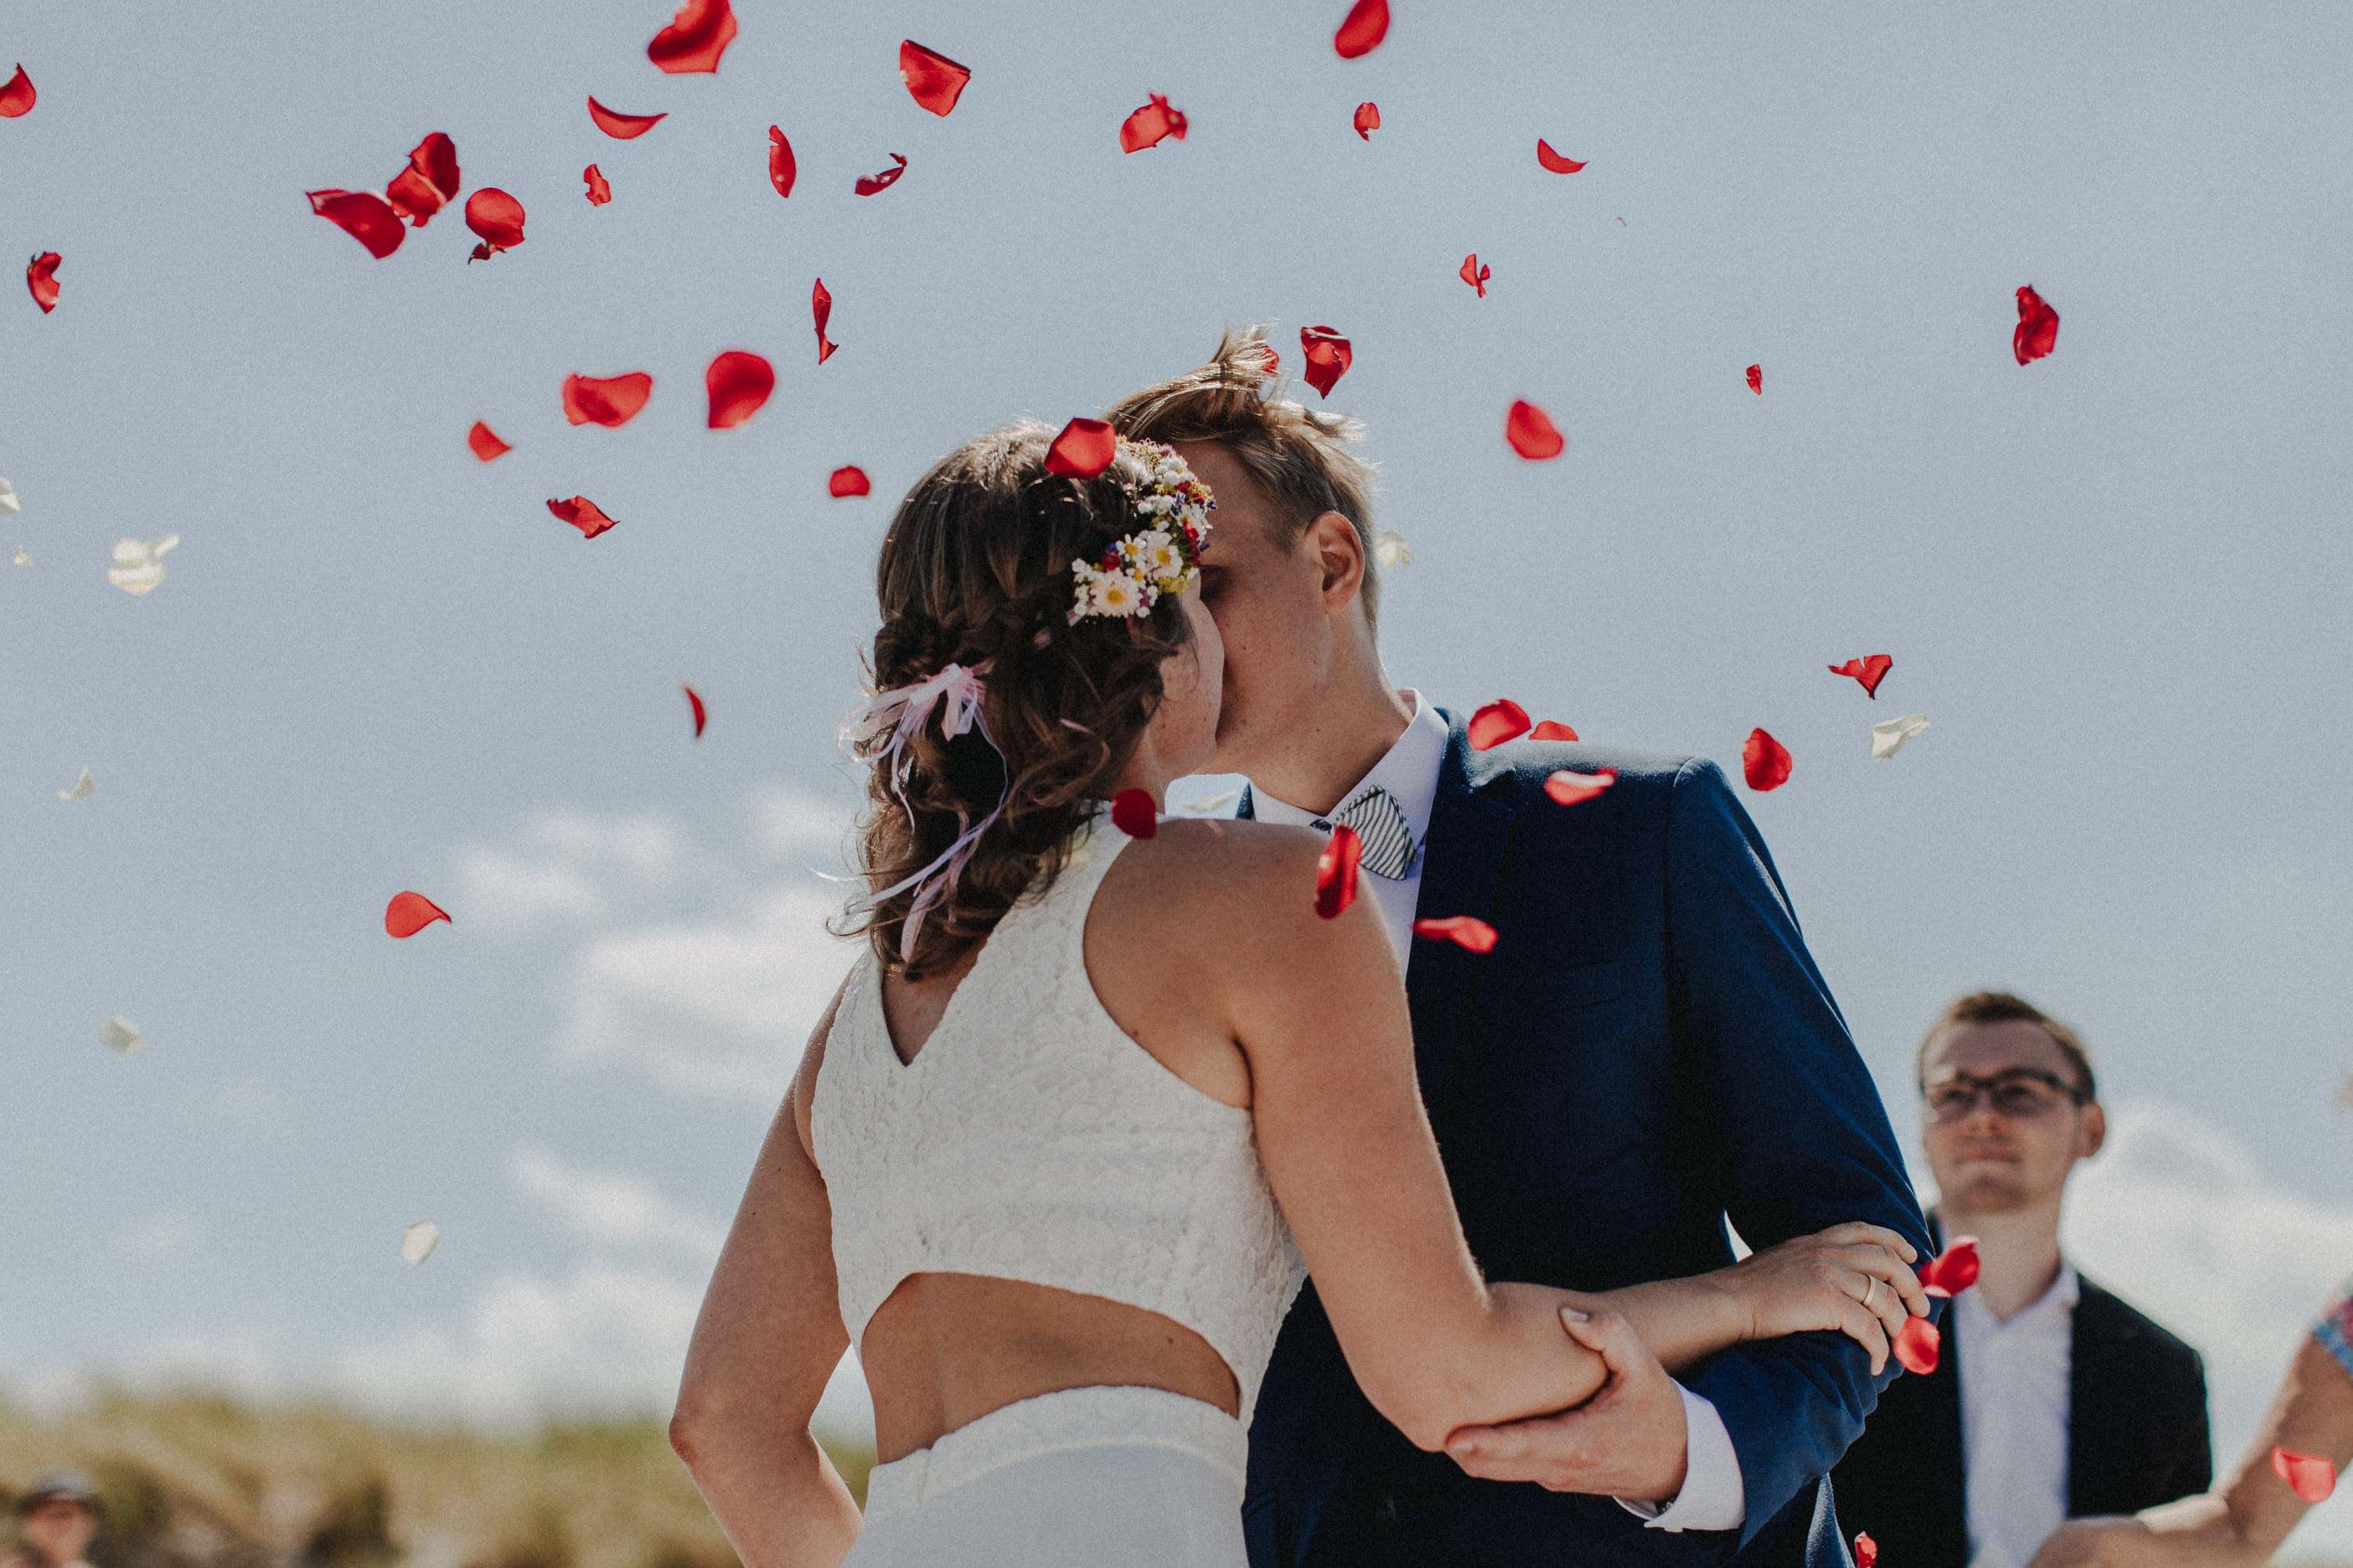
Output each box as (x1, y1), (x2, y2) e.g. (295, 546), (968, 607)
(1108, 333), (1932, 1568)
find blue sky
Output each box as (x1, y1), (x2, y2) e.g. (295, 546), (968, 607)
(6, 0), (2353, 1547)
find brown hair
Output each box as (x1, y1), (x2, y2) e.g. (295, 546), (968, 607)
(1104, 326), (1384, 627)
(1917, 991), (2098, 1101)
(845, 421), (1197, 979)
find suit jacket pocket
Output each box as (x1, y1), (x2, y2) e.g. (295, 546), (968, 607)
(1473, 959), (1624, 1019)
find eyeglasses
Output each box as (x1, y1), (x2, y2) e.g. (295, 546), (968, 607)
(1922, 1069), (2089, 1122)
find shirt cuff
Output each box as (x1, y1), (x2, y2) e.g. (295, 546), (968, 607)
(1614, 1384), (1747, 1533)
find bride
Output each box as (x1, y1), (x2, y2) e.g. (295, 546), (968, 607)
(668, 424), (1929, 1566)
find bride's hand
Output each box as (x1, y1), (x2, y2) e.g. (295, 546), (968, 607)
(1706, 1222), (1930, 1373)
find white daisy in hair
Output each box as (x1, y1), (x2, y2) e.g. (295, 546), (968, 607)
(1124, 529), (1181, 577)
(1090, 568), (1151, 618)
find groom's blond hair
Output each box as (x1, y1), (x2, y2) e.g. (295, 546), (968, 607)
(1105, 326), (1384, 629)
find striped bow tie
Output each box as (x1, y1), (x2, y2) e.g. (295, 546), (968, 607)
(1313, 785), (1421, 881)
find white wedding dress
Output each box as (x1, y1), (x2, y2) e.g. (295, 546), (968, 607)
(812, 817), (1306, 1566)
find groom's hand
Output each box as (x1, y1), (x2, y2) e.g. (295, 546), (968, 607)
(1442, 1308), (1690, 1502)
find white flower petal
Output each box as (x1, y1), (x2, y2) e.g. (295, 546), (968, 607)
(1171, 790), (1240, 816)
(1870, 714), (1931, 761)
(151, 533), (179, 558)
(58, 766), (93, 800)
(1375, 530), (1412, 569)
(0, 477), (19, 516)
(12, 547), (29, 566)
(402, 1221), (441, 1265)
(108, 536), (178, 595)
(99, 1015), (146, 1055)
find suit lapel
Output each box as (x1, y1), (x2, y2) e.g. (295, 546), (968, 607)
(1404, 715), (1514, 1099)
(2067, 1279), (2129, 1515)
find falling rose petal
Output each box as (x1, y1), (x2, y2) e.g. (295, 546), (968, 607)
(464, 188), (526, 253)
(2014, 284), (2060, 366)
(26, 249), (61, 311)
(647, 0), (737, 74)
(1334, 0), (1390, 58)
(1747, 363), (1762, 395)
(584, 164), (612, 206)
(562, 371), (653, 427)
(547, 496), (619, 539)
(1855, 1534), (1878, 1568)
(1414, 916), (1499, 953)
(385, 167), (444, 226)
(1921, 1236), (1981, 1297)
(306, 191), (404, 258)
(385, 890), (452, 937)
(685, 685), (708, 738)
(705, 350), (775, 429)
(1111, 788), (1159, 839)
(468, 420), (511, 462)
(11, 547), (27, 566)
(1374, 529), (1411, 569)
(99, 1015), (146, 1056)
(0, 64), (34, 118)
(1742, 727), (1793, 791)
(1544, 769), (1615, 806)
(900, 40), (971, 117)
(1314, 823), (1363, 919)
(2272, 1447), (2336, 1504)
(1119, 94), (1189, 154)
(401, 1221), (441, 1265)
(1353, 101), (1380, 140)
(0, 476), (19, 515)
(1870, 714), (1930, 761)
(1258, 344), (1280, 378)
(767, 127), (796, 198)
(829, 466), (872, 497)
(588, 96), (667, 139)
(1459, 253), (1492, 297)
(854, 152), (909, 195)
(1505, 400), (1564, 459)
(1892, 1314), (1940, 1375)
(1828, 654), (1894, 698)
(1300, 326), (1352, 398)
(1045, 417), (1118, 478)
(1531, 721), (1579, 742)
(107, 534), (177, 596)
(58, 766), (93, 800)
(813, 278), (838, 364)
(386, 132), (461, 226)
(1536, 139), (1587, 173)
(1467, 699), (1532, 751)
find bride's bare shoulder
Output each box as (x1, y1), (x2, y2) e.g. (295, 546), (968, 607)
(1103, 817), (1334, 933)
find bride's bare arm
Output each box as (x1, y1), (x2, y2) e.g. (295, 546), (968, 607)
(669, 984), (861, 1568)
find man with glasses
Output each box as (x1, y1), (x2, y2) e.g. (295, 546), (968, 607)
(1829, 993), (2210, 1568)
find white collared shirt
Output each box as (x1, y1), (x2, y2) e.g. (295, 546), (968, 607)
(1958, 1259), (2078, 1568)
(1246, 690), (1746, 1533)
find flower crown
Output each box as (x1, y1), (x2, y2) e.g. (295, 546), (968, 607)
(1066, 438), (1215, 624)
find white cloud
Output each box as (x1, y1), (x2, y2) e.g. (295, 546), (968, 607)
(457, 809), (683, 930)
(511, 1146), (727, 1263)
(752, 786), (854, 865)
(122, 1213), (201, 1259)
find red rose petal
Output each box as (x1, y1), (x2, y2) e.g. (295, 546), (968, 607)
(1414, 916), (1499, 953)
(1314, 823), (1363, 919)
(767, 127), (796, 198)
(1119, 93), (1189, 153)
(1921, 1236), (1980, 1297)
(1747, 362), (1763, 395)
(685, 684), (708, 738)
(2273, 1447), (2336, 1504)
(647, 0), (736, 74)
(387, 132), (461, 225)
(563, 372), (653, 428)
(1742, 727), (1792, 792)
(306, 191), (404, 258)
(2014, 284), (2059, 366)
(1111, 788), (1159, 839)
(1855, 1533), (1878, 1568)
(829, 466), (872, 497)
(385, 890), (452, 938)
(1334, 0), (1390, 58)
(705, 351), (774, 430)
(585, 164), (612, 206)
(467, 420), (511, 462)
(1258, 345), (1280, 378)
(1892, 1315), (1940, 1375)
(1300, 325), (1352, 398)
(1467, 699), (1532, 751)
(813, 278), (838, 364)
(900, 40), (971, 117)
(1459, 253), (1492, 297)
(1506, 400), (1564, 459)
(1353, 101), (1379, 140)
(1045, 417), (1117, 479)
(1536, 139), (1587, 173)
(463, 188), (526, 255)
(1828, 654), (1894, 698)
(0, 64), (35, 118)
(854, 152), (909, 195)
(588, 96), (667, 139)
(1543, 769), (1616, 807)
(1530, 720), (1579, 742)
(24, 250), (60, 312)
(386, 167), (444, 226)
(547, 496), (620, 539)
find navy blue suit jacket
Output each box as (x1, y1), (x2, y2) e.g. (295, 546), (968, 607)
(1240, 712), (1931, 1568)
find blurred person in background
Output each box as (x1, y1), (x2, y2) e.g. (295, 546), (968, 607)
(5, 1475), (100, 1568)
(1834, 994), (2210, 1568)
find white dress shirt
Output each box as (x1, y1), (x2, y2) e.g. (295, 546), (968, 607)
(1957, 1261), (2078, 1568)
(1247, 690), (1747, 1533)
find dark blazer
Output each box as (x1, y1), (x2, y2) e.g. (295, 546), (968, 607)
(1242, 714), (1932, 1568)
(1830, 1262), (2211, 1568)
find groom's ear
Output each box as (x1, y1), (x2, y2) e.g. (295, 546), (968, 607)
(1305, 510), (1369, 619)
